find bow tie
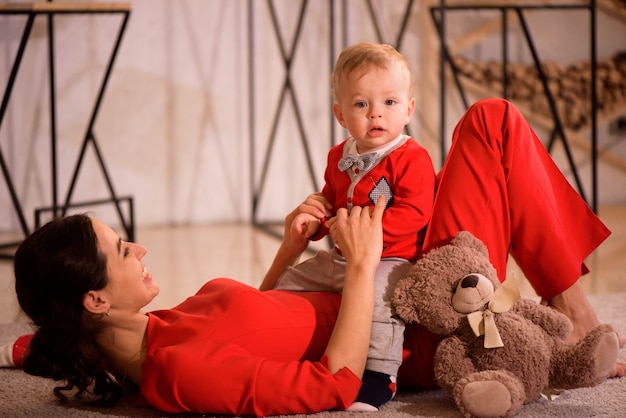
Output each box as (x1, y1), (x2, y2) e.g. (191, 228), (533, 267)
(467, 276), (520, 348)
(338, 152), (378, 172)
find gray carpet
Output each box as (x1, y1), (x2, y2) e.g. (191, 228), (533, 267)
(1, 293), (624, 418)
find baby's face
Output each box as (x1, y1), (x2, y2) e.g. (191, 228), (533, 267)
(333, 62), (415, 153)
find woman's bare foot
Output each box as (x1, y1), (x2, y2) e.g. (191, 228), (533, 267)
(542, 281), (601, 343)
(542, 281), (626, 378)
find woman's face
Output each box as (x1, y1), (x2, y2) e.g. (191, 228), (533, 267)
(91, 219), (159, 312)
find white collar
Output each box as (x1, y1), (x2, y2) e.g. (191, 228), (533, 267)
(346, 134), (407, 156)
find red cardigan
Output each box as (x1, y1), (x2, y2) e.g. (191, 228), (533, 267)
(315, 136), (435, 261)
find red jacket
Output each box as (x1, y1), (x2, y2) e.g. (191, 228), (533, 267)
(315, 136), (435, 261)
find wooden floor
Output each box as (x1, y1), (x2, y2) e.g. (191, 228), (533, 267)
(0, 204), (625, 324)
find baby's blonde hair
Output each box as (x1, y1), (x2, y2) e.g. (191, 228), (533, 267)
(331, 42), (415, 102)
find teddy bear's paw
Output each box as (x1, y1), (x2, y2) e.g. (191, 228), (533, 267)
(454, 371), (525, 418)
(393, 274), (423, 324)
(589, 328), (619, 384)
(552, 324), (619, 388)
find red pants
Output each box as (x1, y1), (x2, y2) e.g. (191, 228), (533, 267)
(399, 98), (611, 390)
(424, 98), (610, 299)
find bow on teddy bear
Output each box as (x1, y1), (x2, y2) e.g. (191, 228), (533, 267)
(393, 231), (619, 418)
(459, 272), (520, 349)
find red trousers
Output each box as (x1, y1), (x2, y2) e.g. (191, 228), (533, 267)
(423, 98), (610, 299)
(398, 98), (611, 390)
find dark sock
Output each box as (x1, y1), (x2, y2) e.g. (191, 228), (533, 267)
(353, 370), (396, 409)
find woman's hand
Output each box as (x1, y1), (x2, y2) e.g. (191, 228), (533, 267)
(325, 196), (384, 271)
(323, 196), (385, 377)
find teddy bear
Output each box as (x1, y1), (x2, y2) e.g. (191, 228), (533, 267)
(393, 231), (619, 418)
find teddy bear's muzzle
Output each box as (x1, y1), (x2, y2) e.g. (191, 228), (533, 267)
(452, 273), (494, 314)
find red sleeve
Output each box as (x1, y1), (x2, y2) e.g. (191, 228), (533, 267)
(141, 340), (361, 416)
(310, 142), (344, 242)
(10, 334), (34, 368)
(379, 141), (435, 260)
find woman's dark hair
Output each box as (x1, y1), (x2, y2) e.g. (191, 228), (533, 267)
(14, 214), (123, 406)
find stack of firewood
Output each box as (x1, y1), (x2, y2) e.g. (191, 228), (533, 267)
(452, 52), (626, 131)
(611, 0), (626, 8)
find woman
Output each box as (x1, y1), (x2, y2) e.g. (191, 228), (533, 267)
(13, 196), (385, 415)
(11, 98), (625, 416)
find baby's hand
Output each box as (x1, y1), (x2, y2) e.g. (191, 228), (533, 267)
(282, 193), (332, 255)
(291, 213), (321, 240)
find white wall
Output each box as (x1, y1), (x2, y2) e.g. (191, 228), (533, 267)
(1, 0), (625, 234)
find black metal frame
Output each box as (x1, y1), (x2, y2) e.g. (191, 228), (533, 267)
(248, 0), (324, 240)
(0, 4), (134, 259)
(35, 195), (134, 230)
(248, 0), (418, 239)
(432, 1), (598, 211)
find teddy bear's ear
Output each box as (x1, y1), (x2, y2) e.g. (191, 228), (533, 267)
(452, 231), (489, 259)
